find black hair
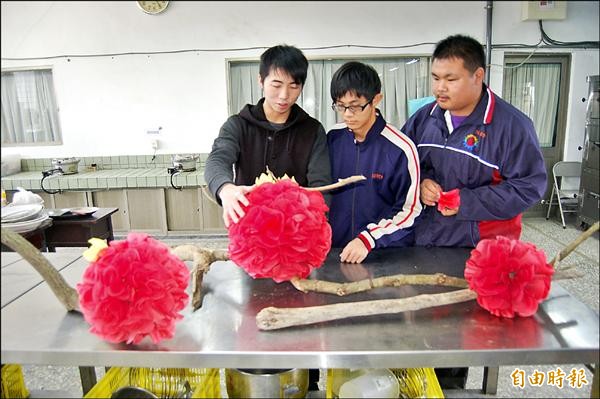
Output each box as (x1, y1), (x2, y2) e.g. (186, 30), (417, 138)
(330, 61), (381, 102)
(259, 45), (308, 86)
(433, 34), (486, 73)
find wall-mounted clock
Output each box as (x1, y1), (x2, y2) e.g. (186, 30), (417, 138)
(137, 1), (169, 15)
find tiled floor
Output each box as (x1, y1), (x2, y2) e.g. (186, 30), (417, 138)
(17, 215), (599, 398)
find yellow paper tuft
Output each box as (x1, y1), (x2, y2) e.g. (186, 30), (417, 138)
(254, 167), (297, 186)
(255, 170), (277, 185)
(83, 238), (108, 262)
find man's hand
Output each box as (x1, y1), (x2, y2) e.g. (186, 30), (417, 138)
(420, 178), (442, 206)
(440, 207), (459, 216)
(437, 188), (460, 217)
(218, 183), (253, 227)
(340, 238), (369, 264)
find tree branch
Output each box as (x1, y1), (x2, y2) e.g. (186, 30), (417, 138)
(551, 221), (598, 268)
(1, 227), (80, 312)
(291, 273), (468, 296)
(256, 288), (477, 330)
(305, 175), (366, 192)
(171, 244), (228, 310)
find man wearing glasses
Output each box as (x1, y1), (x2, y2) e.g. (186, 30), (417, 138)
(327, 61), (422, 264)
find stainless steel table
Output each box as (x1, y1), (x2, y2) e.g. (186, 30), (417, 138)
(1, 251), (82, 308)
(1, 247), (598, 394)
(1, 250), (98, 392)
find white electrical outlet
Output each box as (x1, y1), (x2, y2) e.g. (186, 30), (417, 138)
(146, 126), (162, 135)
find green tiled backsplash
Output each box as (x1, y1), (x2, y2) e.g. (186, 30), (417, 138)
(2, 154), (209, 191)
(20, 154), (209, 172)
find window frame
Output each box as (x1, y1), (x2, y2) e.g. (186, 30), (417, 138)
(226, 54), (433, 130)
(1, 65), (63, 147)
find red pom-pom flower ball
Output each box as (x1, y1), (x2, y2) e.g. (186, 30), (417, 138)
(228, 179), (332, 283)
(77, 233), (190, 344)
(437, 188), (460, 212)
(464, 236), (554, 318)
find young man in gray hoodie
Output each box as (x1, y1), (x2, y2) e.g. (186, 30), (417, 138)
(205, 45), (331, 227)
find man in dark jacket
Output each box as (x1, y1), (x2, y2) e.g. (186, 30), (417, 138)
(205, 45), (331, 227)
(205, 45), (329, 391)
(402, 34), (547, 248)
(401, 33), (547, 390)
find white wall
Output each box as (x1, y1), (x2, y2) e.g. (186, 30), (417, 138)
(1, 1), (598, 161)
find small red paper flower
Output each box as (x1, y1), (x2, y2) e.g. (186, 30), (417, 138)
(77, 233), (189, 344)
(228, 180), (332, 283)
(464, 236), (554, 318)
(437, 188), (460, 212)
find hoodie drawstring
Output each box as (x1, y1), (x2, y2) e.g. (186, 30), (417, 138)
(286, 130), (293, 155)
(263, 131), (272, 170)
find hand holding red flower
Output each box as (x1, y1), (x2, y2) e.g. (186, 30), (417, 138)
(437, 188), (460, 213)
(228, 179), (332, 283)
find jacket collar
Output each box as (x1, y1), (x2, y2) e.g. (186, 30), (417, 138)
(347, 110), (386, 145)
(429, 84), (496, 126)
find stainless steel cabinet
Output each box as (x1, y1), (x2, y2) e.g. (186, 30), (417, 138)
(578, 75), (600, 227)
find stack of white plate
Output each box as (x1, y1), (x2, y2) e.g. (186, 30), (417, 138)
(1, 204), (50, 233)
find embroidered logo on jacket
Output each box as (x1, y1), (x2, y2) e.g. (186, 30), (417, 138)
(371, 172), (384, 180)
(463, 133), (479, 151)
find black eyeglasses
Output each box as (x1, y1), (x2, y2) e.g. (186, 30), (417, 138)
(331, 99), (373, 114)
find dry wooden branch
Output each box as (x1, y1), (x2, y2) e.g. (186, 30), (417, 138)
(550, 221), (598, 267)
(305, 175), (366, 192)
(171, 244), (228, 310)
(291, 273), (468, 296)
(257, 288), (478, 330)
(258, 267), (584, 331)
(257, 222), (599, 330)
(1, 227), (80, 312)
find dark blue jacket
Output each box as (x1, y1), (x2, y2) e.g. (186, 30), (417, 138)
(327, 112), (422, 251)
(402, 85), (547, 247)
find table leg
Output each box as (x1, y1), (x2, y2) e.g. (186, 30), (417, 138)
(592, 364), (598, 399)
(107, 217), (114, 242)
(482, 366), (499, 395)
(79, 366), (97, 395)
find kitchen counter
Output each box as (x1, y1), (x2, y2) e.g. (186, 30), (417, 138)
(1, 154), (225, 234)
(1, 168), (206, 191)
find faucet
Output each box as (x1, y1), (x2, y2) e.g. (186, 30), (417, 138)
(168, 165), (184, 190)
(41, 167), (64, 194)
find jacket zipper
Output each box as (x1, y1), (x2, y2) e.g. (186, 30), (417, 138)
(351, 141), (360, 236)
(264, 131), (274, 169)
